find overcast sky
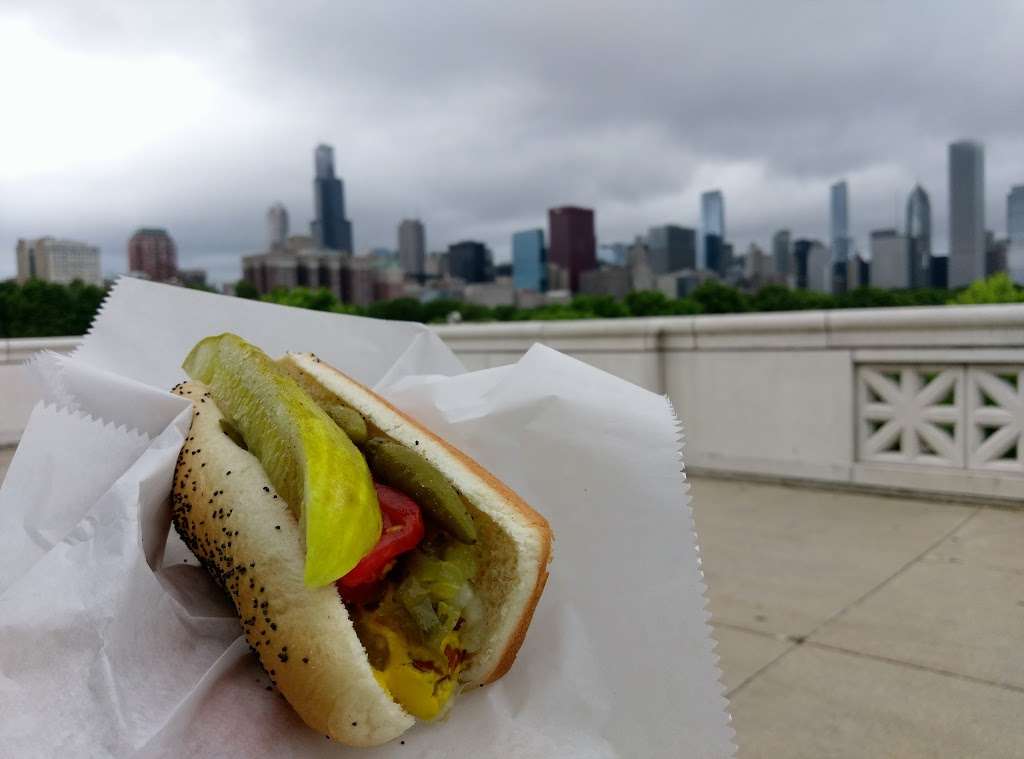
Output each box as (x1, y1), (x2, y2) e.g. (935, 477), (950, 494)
(2, 1), (1023, 284)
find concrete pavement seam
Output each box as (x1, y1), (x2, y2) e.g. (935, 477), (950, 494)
(804, 506), (982, 641)
(723, 507), (982, 700)
(802, 640), (1024, 696)
(724, 642), (800, 700)
(714, 619), (791, 642)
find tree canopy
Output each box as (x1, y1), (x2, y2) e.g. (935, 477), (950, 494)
(2, 274), (1022, 338)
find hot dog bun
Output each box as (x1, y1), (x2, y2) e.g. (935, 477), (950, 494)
(169, 357), (552, 746)
(283, 352), (552, 685)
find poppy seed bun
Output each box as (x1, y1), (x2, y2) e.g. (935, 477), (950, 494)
(169, 359), (552, 746)
(171, 380), (413, 746)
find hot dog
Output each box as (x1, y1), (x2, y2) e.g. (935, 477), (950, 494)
(169, 334), (552, 746)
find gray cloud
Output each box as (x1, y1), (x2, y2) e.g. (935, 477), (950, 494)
(3, 0), (1023, 283)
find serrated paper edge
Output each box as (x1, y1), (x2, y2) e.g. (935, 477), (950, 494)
(71, 274), (128, 358)
(28, 400), (152, 448)
(24, 347), (156, 444)
(666, 394), (738, 757)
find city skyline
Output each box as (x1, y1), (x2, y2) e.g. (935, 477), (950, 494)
(3, 2), (1024, 284)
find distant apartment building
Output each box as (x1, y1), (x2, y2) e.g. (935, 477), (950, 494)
(699, 190), (725, 273)
(948, 140), (985, 287)
(870, 229), (912, 289)
(447, 240), (492, 283)
(646, 225), (696, 274)
(743, 243), (773, 289)
(424, 251), (448, 279)
(16, 237), (102, 286)
(772, 229), (792, 281)
(548, 206), (597, 292)
(342, 257), (376, 307)
(128, 228), (177, 282)
(546, 262), (570, 292)
(626, 236), (656, 292)
(847, 253), (871, 289)
(267, 202), (289, 250)
(242, 236), (374, 305)
(373, 263), (406, 302)
(905, 185), (932, 288)
(313, 144), (353, 253)
(512, 229), (546, 292)
(464, 280), (516, 308)
(658, 269), (715, 299)
(579, 266), (631, 299)
(243, 249), (342, 296)
(1007, 185), (1024, 285)
(985, 234), (1008, 277)
(794, 239), (829, 293)
(398, 219), (426, 278)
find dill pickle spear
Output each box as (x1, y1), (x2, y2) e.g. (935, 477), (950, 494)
(183, 333), (381, 586)
(364, 437), (476, 543)
(277, 359), (369, 444)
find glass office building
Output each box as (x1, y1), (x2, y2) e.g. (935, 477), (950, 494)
(512, 229), (546, 291)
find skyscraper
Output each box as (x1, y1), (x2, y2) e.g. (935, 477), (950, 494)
(905, 185), (931, 289)
(699, 191), (725, 272)
(547, 206), (597, 292)
(646, 225), (696, 274)
(772, 229), (792, 279)
(266, 202), (289, 251)
(313, 144), (353, 253)
(830, 180), (851, 293)
(948, 140), (985, 287)
(830, 181), (850, 261)
(512, 229), (546, 292)
(1007, 185), (1024, 285)
(447, 241), (492, 283)
(397, 219), (426, 278)
(128, 228), (177, 282)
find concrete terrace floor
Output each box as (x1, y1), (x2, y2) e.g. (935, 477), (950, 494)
(690, 476), (1024, 759)
(1, 446), (1022, 757)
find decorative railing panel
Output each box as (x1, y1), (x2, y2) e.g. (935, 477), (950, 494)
(858, 364), (1023, 475)
(967, 367), (1023, 472)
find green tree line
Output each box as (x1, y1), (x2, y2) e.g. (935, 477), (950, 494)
(0, 279), (107, 338)
(2, 274), (1023, 337)
(248, 278), (1022, 324)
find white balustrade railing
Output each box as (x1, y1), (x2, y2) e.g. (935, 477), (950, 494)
(3, 303), (1023, 502)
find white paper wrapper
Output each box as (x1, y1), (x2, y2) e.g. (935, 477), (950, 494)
(0, 278), (734, 758)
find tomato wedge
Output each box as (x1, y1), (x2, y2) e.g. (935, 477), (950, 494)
(337, 483), (424, 601)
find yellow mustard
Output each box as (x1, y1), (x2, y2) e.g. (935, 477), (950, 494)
(367, 621), (461, 720)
